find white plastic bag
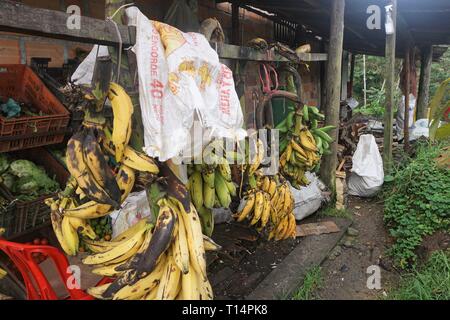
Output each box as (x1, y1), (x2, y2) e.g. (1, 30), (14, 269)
(410, 118), (430, 141)
(290, 172), (327, 221)
(348, 134), (384, 197)
(109, 191), (153, 237)
(71, 45), (109, 85)
(129, 8), (246, 161)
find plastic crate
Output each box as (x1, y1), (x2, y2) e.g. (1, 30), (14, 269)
(0, 64), (70, 153)
(0, 147), (69, 239)
(0, 186), (16, 239)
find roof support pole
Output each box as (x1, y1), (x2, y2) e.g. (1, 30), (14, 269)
(403, 47), (411, 150)
(382, 0), (397, 174)
(417, 45), (433, 120)
(320, 0), (345, 195)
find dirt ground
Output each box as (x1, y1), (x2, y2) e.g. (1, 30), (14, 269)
(314, 196), (400, 300)
(207, 222), (300, 300)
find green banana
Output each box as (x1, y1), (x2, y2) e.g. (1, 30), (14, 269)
(302, 105), (309, 122)
(312, 128), (334, 143)
(198, 206), (214, 237)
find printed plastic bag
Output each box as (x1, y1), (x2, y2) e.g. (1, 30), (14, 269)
(109, 191), (153, 237)
(348, 134), (384, 197)
(129, 8), (246, 161)
(290, 172), (327, 221)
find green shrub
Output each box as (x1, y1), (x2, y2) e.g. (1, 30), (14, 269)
(384, 142), (450, 268)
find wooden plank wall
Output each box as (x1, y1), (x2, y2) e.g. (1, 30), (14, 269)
(0, 0), (322, 106)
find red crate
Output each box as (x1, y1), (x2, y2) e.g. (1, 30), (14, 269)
(0, 64), (70, 152)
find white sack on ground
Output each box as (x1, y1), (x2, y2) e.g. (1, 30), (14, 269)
(290, 172), (327, 221)
(348, 134), (384, 197)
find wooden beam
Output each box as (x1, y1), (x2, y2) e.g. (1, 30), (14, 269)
(383, 0), (397, 174)
(0, 0), (133, 46)
(212, 42), (328, 62)
(320, 0), (345, 194)
(403, 47), (410, 150)
(417, 45), (433, 119)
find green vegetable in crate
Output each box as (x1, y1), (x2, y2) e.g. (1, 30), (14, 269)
(0, 154), (9, 174)
(14, 176), (39, 194)
(9, 160), (59, 193)
(0, 173), (15, 190)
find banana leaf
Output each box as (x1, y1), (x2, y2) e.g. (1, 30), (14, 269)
(429, 78), (450, 141)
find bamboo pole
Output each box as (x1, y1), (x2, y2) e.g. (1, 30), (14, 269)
(382, 0), (397, 174)
(404, 48), (410, 150)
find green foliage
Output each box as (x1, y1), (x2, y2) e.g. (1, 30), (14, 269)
(291, 266), (323, 300)
(388, 250), (450, 300)
(428, 77), (450, 141)
(430, 48), (450, 98)
(384, 142), (450, 268)
(352, 55), (402, 118)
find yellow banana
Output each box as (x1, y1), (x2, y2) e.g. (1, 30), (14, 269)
(249, 138), (264, 175)
(122, 147), (159, 174)
(298, 130), (318, 152)
(112, 219), (148, 242)
(108, 82), (133, 162)
(260, 193), (272, 228)
(171, 205), (190, 274)
(268, 180), (277, 198)
(179, 268), (200, 300)
(156, 252), (181, 300)
(116, 164), (136, 201)
(250, 191), (264, 226)
(62, 216), (79, 255)
(235, 193), (255, 222)
(203, 235), (222, 251)
(177, 203), (207, 277)
(82, 224), (149, 265)
(87, 283), (112, 299)
(50, 210), (74, 256)
(112, 254), (167, 300)
(63, 200), (111, 219)
(68, 216), (96, 240)
(217, 162), (232, 182)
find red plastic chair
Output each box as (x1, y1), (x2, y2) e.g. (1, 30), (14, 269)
(0, 238), (111, 300)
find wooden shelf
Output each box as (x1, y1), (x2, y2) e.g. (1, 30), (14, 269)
(212, 42), (327, 62)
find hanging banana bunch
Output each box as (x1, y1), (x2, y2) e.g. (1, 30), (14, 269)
(84, 197), (216, 300)
(277, 105), (335, 188)
(46, 83), (159, 257)
(234, 174), (297, 241)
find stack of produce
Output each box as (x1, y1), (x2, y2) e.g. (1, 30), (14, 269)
(46, 82), (159, 257)
(234, 174), (296, 240)
(83, 197), (217, 300)
(277, 106), (335, 188)
(0, 154), (60, 201)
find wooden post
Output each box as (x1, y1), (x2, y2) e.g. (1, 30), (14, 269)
(320, 0), (345, 194)
(382, 0), (397, 174)
(403, 48), (410, 150)
(231, 2), (240, 45)
(417, 45), (433, 119)
(349, 53), (355, 97)
(105, 0), (144, 151)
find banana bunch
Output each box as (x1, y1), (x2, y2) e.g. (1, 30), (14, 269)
(186, 140), (241, 236)
(47, 83), (159, 256)
(234, 175), (296, 241)
(84, 197), (218, 300)
(277, 106), (335, 188)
